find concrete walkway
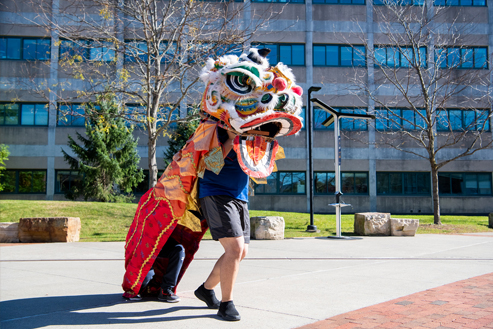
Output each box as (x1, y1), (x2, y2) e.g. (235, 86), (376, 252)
(1, 233), (493, 329)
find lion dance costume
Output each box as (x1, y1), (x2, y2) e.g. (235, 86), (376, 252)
(122, 48), (304, 298)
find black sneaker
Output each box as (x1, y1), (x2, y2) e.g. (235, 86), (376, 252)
(217, 301), (241, 321)
(194, 283), (220, 309)
(158, 288), (180, 303)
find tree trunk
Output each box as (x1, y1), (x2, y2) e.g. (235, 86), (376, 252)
(148, 136), (158, 189)
(431, 167), (441, 225)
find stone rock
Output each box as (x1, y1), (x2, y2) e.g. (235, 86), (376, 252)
(354, 212), (391, 236)
(489, 213), (493, 229)
(0, 222), (19, 243)
(18, 217), (81, 243)
(250, 216), (284, 240)
(390, 218), (419, 236)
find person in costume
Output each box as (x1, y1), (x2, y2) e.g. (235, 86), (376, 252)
(193, 127), (250, 321)
(124, 237), (185, 302)
(122, 47), (304, 321)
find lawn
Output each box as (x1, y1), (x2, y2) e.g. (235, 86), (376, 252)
(0, 200), (491, 242)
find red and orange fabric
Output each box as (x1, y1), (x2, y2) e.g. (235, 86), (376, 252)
(122, 120), (222, 297)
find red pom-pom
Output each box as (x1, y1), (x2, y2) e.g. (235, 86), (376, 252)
(292, 86), (303, 96)
(273, 77), (287, 91)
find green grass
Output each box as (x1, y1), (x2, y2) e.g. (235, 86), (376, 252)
(1, 200), (491, 242)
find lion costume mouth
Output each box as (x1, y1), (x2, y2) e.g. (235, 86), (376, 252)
(232, 112), (301, 178)
(233, 135), (279, 179)
(239, 112), (302, 138)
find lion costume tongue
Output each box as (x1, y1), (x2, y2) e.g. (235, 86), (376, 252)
(233, 135), (279, 179)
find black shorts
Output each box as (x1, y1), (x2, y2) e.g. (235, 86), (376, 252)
(199, 195), (250, 244)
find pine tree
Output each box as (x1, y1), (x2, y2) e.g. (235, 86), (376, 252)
(0, 144), (10, 192)
(62, 93), (144, 202)
(163, 112), (200, 167)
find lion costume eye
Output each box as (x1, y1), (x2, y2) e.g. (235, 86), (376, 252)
(275, 93), (289, 110)
(226, 73), (253, 95)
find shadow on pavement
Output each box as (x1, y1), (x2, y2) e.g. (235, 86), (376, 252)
(1, 294), (216, 329)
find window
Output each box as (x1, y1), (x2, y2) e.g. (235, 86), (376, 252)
(0, 103), (19, 125)
(315, 172), (335, 194)
(436, 109), (490, 132)
(340, 109), (369, 131)
(376, 108), (427, 131)
(377, 172), (431, 195)
(374, 0), (424, 4)
(435, 47), (488, 69)
(125, 104), (147, 128)
(254, 171), (306, 195)
(0, 170), (46, 194)
(314, 172), (368, 195)
(57, 104), (85, 126)
(300, 106), (306, 130)
(0, 37), (51, 60)
(313, 45), (366, 67)
(186, 42), (240, 64)
(314, 0), (364, 4)
(215, 44), (243, 57)
(253, 44), (305, 66)
(439, 172), (492, 195)
(199, 0), (244, 2)
(0, 103), (49, 126)
(60, 39), (115, 62)
(313, 107), (369, 130)
(158, 106), (180, 130)
(55, 170), (83, 194)
(375, 46), (427, 68)
(434, 0), (485, 5)
(125, 40), (177, 63)
(252, 0), (304, 3)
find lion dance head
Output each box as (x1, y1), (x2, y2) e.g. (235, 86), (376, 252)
(200, 48), (304, 179)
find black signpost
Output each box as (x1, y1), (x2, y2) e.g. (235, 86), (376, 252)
(306, 86), (321, 233)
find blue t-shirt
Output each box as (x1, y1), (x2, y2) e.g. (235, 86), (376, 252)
(198, 129), (249, 202)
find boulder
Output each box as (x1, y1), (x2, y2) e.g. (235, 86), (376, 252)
(250, 216), (284, 240)
(18, 217), (81, 243)
(390, 218), (419, 236)
(354, 212), (391, 236)
(489, 213), (493, 229)
(0, 222), (19, 243)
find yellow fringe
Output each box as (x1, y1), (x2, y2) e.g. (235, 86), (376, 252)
(125, 192), (153, 250)
(130, 215), (179, 292)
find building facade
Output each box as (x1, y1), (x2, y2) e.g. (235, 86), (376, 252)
(1, 0), (492, 214)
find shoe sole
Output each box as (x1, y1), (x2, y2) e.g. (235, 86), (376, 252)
(123, 297), (142, 301)
(194, 289), (220, 309)
(217, 311), (241, 321)
(158, 298), (180, 303)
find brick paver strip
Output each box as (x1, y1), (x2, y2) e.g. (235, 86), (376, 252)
(298, 272), (493, 329)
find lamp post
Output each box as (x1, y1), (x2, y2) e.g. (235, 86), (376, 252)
(306, 86), (321, 232)
(310, 98), (375, 239)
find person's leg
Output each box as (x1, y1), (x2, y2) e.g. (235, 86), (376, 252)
(204, 240), (249, 291)
(217, 236), (244, 302)
(160, 244), (185, 291)
(203, 253), (224, 290)
(141, 269), (155, 291)
(157, 242), (185, 303)
(196, 195), (246, 312)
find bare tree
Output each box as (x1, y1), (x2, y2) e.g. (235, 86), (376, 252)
(20, 0), (277, 187)
(344, 1), (492, 224)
